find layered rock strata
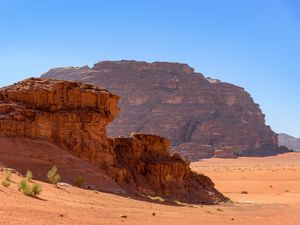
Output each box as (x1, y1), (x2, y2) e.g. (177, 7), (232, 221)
(114, 133), (223, 203)
(42, 60), (279, 160)
(0, 78), (225, 204)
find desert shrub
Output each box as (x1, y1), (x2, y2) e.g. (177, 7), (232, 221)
(18, 179), (32, 195)
(18, 179), (42, 197)
(47, 166), (60, 185)
(26, 170), (33, 181)
(1, 171), (12, 188)
(4, 171), (12, 181)
(73, 176), (84, 187)
(32, 183), (42, 196)
(1, 179), (11, 187)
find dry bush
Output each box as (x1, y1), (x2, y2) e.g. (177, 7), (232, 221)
(47, 166), (60, 185)
(1, 179), (11, 188)
(1, 171), (12, 188)
(18, 179), (42, 197)
(25, 170), (33, 181)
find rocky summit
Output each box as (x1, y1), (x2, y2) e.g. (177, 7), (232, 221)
(0, 78), (226, 204)
(42, 60), (280, 160)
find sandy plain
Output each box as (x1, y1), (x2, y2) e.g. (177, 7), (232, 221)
(0, 140), (299, 225)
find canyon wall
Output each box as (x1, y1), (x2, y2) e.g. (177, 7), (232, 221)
(0, 78), (226, 204)
(42, 60), (279, 160)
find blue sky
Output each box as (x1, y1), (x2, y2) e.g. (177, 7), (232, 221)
(0, 0), (299, 137)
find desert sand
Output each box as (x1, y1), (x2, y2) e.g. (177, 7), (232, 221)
(1, 151), (299, 225)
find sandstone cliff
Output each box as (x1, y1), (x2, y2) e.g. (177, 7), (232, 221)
(42, 60), (279, 160)
(0, 78), (226, 204)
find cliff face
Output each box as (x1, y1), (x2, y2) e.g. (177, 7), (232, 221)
(279, 133), (300, 152)
(42, 60), (279, 160)
(0, 78), (226, 204)
(113, 133), (222, 203)
(0, 78), (119, 167)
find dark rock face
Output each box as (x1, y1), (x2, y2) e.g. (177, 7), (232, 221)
(0, 78), (226, 204)
(279, 133), (300, 152)
(42, 60), (279, 160)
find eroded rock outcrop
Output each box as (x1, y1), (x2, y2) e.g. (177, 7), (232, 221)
(42, 60), (279, 160)
(0, 78), (226, 204)
(114, 133), (224, 203)
(0, 78), (119, 166)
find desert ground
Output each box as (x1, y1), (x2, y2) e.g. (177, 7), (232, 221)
(1, 150), (299, 225)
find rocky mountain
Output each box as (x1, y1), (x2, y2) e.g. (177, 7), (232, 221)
(42, 60), (280, 160)
(279, 133), (300, 152)
(0, 78), (226, 204)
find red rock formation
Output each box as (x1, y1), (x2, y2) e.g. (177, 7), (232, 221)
(0, 78), (119, 167)
(113, 133), (224, 203)
(42, 60), (279, 160)
(0, 78), (226, 204)
(0, 135), (124, 194)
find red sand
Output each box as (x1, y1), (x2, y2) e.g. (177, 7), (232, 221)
(1, 138), (299, 225)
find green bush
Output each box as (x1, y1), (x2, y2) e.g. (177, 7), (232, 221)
(18, 179), (42, 197)
(32, 183), (42, 196)
(25, 170), (33, 181)
(19, 179), (32, 195)
(47, 166), (60, 185)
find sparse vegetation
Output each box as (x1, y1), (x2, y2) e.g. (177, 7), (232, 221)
(1, 171), (12, 188)
(47, 166), (60, 185)
(32, 183), (42, 196)
(18, 179), (31, 195)
(4, 171), (12, 181)
(73, 176), (84, 187)
(241, 190), (248, 194)
(18, 178), (42, 197)
(2, 179), (11, 187)
(26, 170), (33, 181)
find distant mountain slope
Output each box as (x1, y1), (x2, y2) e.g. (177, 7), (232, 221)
(42, 60), (279, 159)
(279, 133), (300, 151)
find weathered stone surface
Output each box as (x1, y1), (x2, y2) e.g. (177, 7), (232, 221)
(42, 60), (279, 160)
(0, 78), (226, 204)
(279, 133), (300, 152)
(113, 133), (225, 203)
(0, 78), (119, 166)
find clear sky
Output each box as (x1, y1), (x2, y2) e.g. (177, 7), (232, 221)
(0, 0), (299, 137)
